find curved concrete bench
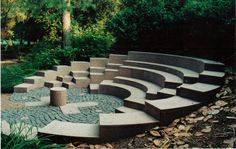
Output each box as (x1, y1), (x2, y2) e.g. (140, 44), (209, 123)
(38, 120), (99, 142)
(128, 51), (225, 73)
(99, 112), (159, 141)
(99, 80), (146, 110)
(124, 60), (199, 84)
(145, 96), (202, 125)
(119, 65), (183, 89)
(177, 83), (221, 102)
(113, 76), (162, 99)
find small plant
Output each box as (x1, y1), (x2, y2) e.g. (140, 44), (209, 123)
(1, 122), (65, 149)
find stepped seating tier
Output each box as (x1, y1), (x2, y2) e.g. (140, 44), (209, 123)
(12, 52), (225, 142)
(124, 60), (199, 84)
(113, 76), (162, 99)
(128, 51), (225, 73)
(145, 96), (202, 125)
(99, 80), (146, 110)
(119, 65), (183, 89)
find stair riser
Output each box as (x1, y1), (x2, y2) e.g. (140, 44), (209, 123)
(44, 82), (62, 88)
(71, 62), (90, 71)
(106, 64), (120, 69)
(99, 84), (131, 99)
(124, 100), (144, 111)
(204, 64), (225, 72)
(108, 54), (127, 64)
(145, 102), (203, 125)
(90, 75), (104, 84)
(73, 78), (90, 88)
(70, 71), (89, 77)
(37, 71), (58, 81)
(56, 76), (72, 82)
(62, 83), (76, 89)
(183, 77), (198, 84)
(90, 68), (105, 73)
(99, 123), (157, 141)
(176, 87), (221, 102)
(104, 71), (119, 80)
(199, 75), (225, 85)
(165, 82), (182, 89)
(53, 67), (71, 76)
(90, 58), (108, 67)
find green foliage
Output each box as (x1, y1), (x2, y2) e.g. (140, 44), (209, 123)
(1, 63), (37, 93)
(72, 25), (116, 58)
(107, 0), (235, 51)
(1, 123), (65, 149)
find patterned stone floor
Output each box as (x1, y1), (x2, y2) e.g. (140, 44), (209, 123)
(1, 87), (123, 128)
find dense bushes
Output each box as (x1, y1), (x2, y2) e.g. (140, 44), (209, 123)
(1, 63), (37, 93)
(107, 0), (235, 61)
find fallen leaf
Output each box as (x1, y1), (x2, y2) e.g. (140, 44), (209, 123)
(185, 125), (193, 132)
(177, 125), (186, 131)
(66, 143), (75, 149)
(176, 140), (185, 145)
(136, 133), (146, 138)
(201, 127), (211, 133)
(89, 145), (95, 149)
(195, 116), (204, 121)
(208, 109), (220, 115)
(215, 100), (228, 107)
(203, 115), (213, 122)
(178, 144), (189, 148)
(174, 132), (192, 137)
(230, 107), (236, 114)
(210, 105), (220, 109)
(153, 139), (161, 146)
(150, 130), (161, 137)
(189, 113), (197, 118)
(105, 143), (113, 149)
(194, 132), (204, 137)
(77, 143), (88, 148)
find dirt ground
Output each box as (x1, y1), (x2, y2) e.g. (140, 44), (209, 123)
(1, 94), (25, 110)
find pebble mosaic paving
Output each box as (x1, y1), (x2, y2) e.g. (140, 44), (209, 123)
(2, 87), (123, 128)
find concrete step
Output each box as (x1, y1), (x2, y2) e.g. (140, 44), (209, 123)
(90, 73), (104, 84)
(56, 75), (73, 82)
(145, 96), (202, 125)
(44, 80), (62, 88)
(90, 67), (105, 73)
(113, 76), (162, 99)
(14, 83), (35, 93)
(177, 83), (221, 102)
(70, 71), (89, 77)
(108, 54), (128, 64)
(89, 84), (99, 94)
(53, 65), (71, 75)
(124, 60), (199, 84)
(37, 70), (58, 81)
(199, 70), (225, 85)
(106, 63), (122, 69)
(72, 77), (90, 88)
(38, 120), (99, 141)
(193, 57), (225, 72)
(119, 65), (183, 89)
(99, 112), (159, 141)
(99, 80), (146, 110)
(24, 76), (44, 87)
(156, 88), (176, 99)
(90, 58), (108, 67)
(115, 106), (143, 113)
(71, 61), (90, 71)
(62, 82), (77, 89)
(104, 69), (119, 80)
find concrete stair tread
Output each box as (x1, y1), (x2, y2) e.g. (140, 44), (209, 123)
(192, 57), (224, 65)
(90, 66), (106, 69)
(74, 77), (90, 80)
(200, 70), (225, 77)
(90, 72), (104, 76)
(15, 83), (33, 88)
(100, 112), (158, 125)
(90, 84), (99, 90)
(38, 120), (99, 138)
(114, 76), (162, 94)
(146, 96), (201, 110)
(125, 60), (199, 78)
(179, 83), (220, 92)
(105, 69), (119, 72)
(25, 76), (44, 79)
(120, 65), (183, 84)
(116, 106), (143, 113)
(100, 81), (146, 99)
(107, 63), (122, 66)
(45, 80), (62, 83)
(158, 88), (176, 95)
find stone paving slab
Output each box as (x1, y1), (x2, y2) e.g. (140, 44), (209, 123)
(39, 120), (99, 138)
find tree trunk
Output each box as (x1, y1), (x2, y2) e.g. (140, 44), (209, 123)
(62, 0), (71, 47)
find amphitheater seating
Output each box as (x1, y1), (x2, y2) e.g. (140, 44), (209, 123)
(13, 51), (225, 141)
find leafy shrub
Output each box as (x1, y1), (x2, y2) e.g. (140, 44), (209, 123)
(1, 123), (64, 149)
(1, 63), (37, 93)
(72, 25), (116, 58)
